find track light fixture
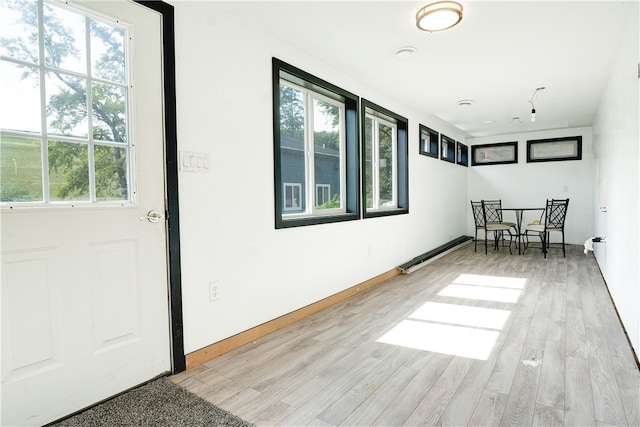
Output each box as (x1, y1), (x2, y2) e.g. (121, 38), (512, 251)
(528, 86), (545, 122)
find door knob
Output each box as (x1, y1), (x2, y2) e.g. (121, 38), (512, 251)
(140, 210), (163, 223)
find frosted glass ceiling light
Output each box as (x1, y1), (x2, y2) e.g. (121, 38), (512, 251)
(416, 1), (463, 32)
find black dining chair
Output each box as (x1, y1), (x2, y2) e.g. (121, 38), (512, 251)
(470, 200), (485, 252)
(482, 199), (516, 249)
(483, 199), (516, 228)
(524, 198), (570, 257)
(471, 200), (513, 255)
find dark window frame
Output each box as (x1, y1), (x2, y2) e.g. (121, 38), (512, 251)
(526, 136), (582, 163)
(419, 124), (439, 158)
(456, 141), (469, 167)
(361, 99), (409, 219)
(272, 58), (360, 229)
(440, 134), (456, 163)
(471, 141), (518, 166)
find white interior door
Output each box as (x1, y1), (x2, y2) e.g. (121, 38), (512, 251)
(1, 1), (171, 425)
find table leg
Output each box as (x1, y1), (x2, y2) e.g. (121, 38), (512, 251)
(516, 210), (524, 255)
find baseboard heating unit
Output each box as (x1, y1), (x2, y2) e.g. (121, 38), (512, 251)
(398, 235), (473, 274)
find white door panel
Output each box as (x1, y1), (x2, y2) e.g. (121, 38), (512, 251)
(1, 1), (170, 425)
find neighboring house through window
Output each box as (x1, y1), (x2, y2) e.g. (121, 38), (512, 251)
(273, 58), (359, 228)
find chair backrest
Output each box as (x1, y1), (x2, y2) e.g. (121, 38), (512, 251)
(470, 200), (485, 227)
(545, 198), (569, 229)
(483, 199), (504, 223)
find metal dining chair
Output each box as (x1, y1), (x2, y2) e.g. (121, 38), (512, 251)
(524, 198), (570, 257)
(481, 199), (516, 250)
(471, 200), (513, 255)
(483, 199), (516, 228)
(470, 200), (485, 252)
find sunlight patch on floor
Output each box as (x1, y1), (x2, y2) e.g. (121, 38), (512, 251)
(377, 273), (527, 360)
(410, 302), (511, 330)
(452, 273), (527, 289)
(438, 284), (522, 303)
(377, 319), (500, 360)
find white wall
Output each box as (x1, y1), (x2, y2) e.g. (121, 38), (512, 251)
(171, 2), (468, 354)
(467, 127), (594, 245)
(592, 3), (639, 352)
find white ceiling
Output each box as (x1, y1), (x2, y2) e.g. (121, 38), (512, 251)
(210, 0), (636, 138)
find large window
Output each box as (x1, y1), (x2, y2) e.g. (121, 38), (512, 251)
(0, 1), (131, 205)
(362, 100), (408, 218)
(273, 58), (359, 228)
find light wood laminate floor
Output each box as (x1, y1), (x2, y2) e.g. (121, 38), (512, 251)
(171, 243), (640, 426)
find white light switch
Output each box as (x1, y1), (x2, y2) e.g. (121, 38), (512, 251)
(180, 151), (211, 173)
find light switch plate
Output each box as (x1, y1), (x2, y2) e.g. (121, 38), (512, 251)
(180, 151), (211, 173)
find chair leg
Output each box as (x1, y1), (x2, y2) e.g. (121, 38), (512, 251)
(562, 231), (566, 257)
(484, 230), (488, 255)
(474, 229), (478, 252)
(542, 232), (547, 258)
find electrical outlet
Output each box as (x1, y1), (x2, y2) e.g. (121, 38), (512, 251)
(209, 282), (221, 302)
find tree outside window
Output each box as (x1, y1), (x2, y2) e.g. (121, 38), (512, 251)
(364, 112), (397, 210)
(1, 0), (131, 203)
(278, 80), (345, 217)
(361, 99), (409, 219)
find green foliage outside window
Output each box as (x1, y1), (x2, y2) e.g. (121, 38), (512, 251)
(1, 0), (129, 202)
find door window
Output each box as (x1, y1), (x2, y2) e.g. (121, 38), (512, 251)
(0, 1), (131, 205)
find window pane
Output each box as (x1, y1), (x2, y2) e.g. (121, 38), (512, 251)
(92, 82), (127, 143)
(1, 1), (135, 206)
(313, 98), (341, 209)
(364, 117), (373, 209)
(279, 84), (304, 140)
(46, 71), (88, 138)
(0, 60), (41, 133)
(284, 184), (301, 211)
(0, 135), (43, 202)
(48, 140), (89, 201)
(0, 0), (39, 63)
(95, 145), (128, 201)
(280, 85), (305, 213)
(379, 122), (393, 206)
(316, 185), (331, 206)
(43, 2), (86, 74)
(90, 20), (126, 84)
(274, 60), (359, 227)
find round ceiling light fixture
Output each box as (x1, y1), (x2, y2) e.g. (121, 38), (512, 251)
(457, 99), (473, 106)
(416, 1), (463, 32)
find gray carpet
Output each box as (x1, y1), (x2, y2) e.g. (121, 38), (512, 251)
(49, 377), (254, 427)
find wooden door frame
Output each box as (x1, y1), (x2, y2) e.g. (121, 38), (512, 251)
(134, 0), (185, 373)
